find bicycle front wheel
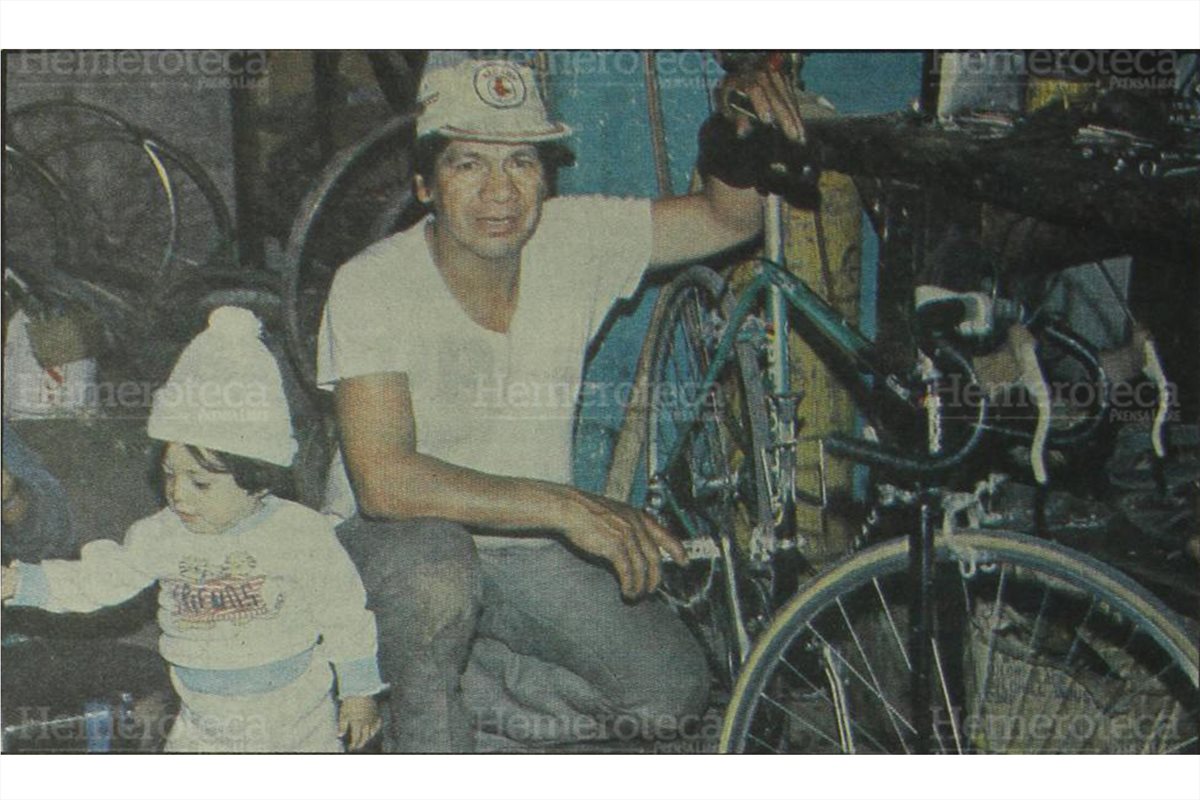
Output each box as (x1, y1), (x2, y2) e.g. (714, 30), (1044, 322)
(720, 530), (1199, 754)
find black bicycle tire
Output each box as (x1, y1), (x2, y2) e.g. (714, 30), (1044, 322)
(645, 264), (777, 683)
(10, 101), (237, 286)
(647, 265), (775, 528)
(7, 99), (138, 133)
(719, 529), (1199, 753)
(3, 143), (85, 282)
(35, 130), (236, 279)
(280, 110), (420, 390)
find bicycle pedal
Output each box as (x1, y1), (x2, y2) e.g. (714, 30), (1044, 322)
(661, 540), (721, 563)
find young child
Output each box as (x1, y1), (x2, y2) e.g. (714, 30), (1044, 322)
(1, 307), (385, 753)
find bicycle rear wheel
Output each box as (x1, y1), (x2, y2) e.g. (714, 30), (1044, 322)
(645, 265), (775, 689)
(9, 102), (236, 290)
(720, 530), (1199, 753)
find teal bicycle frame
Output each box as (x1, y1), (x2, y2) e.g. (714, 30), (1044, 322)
(647, 195), (992, 675)
(654, 246), (896, 494)
(648, 196), (914, 668)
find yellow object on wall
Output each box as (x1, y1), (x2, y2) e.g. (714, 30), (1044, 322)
(1024, 76), (1098, 114)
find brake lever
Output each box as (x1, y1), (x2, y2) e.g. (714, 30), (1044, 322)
(1009, 324), (1051, 485)
(727, 90), (764, 126)
(1141, 334), (1170, 460)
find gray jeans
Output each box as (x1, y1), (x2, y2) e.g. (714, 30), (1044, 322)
(336, 516), (709, 752)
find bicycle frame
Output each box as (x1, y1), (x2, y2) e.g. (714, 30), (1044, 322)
(651, 236), (1115, 517)
(649, 211), (907, 670)
(648, 200), (1113, 701)
(653, 252), (900, 509)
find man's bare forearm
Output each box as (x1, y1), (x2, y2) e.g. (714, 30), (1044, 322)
(705, 174), (765, 241)
(352, 448), (574, 534)
(337, 372), (578, 534)
(334, 360), (687, 596)
(648, 176), (763, 269)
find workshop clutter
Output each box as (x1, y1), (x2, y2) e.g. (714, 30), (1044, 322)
(2, 100), (257, 399)
(2, 309), (99, 419)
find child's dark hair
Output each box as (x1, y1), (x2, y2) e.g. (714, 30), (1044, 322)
(159, 443), (295, 500)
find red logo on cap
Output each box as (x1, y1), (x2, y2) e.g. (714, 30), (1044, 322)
(474, 63), (526, 109)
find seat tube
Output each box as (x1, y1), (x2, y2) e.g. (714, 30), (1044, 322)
(764, 194), (790, 393)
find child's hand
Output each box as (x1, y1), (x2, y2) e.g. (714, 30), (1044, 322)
(338, 695), (381, 751)
(2, 467), (29, 527)
(1, 565), (18, 603)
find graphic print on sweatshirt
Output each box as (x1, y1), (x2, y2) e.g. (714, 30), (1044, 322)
(162, 551), (284, 628)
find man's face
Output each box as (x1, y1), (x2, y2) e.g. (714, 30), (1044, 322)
(419, 140), (547, 264)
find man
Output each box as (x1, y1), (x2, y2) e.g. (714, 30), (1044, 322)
(317, 58), (804, 752)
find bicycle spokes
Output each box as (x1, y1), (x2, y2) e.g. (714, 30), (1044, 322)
(722, 533), (1199, 754)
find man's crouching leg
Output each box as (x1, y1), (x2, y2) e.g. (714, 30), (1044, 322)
(468, 543), (711, 750)
(337, 516), (481, 752)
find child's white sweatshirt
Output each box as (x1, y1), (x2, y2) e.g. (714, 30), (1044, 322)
(9, 496), (384, 697)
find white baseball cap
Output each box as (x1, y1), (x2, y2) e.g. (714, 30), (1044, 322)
(417, 60), (572, 143)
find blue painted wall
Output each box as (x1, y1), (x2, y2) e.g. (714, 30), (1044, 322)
(552, 51), (924, 492)
(546, 51), (718, 491)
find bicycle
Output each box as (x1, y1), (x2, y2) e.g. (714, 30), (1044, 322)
(641, 198), (1199, 754)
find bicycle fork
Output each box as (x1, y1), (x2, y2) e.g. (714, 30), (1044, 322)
(908, 496), (980, 754)
(909, 501), (937, 753)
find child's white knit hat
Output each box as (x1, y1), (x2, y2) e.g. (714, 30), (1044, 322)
(147, 307), (297, 466)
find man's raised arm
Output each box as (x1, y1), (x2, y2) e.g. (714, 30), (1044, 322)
(648, 69), (809, 269)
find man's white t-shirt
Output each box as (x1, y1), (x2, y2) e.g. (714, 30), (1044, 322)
(317, 195), (653, 543)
